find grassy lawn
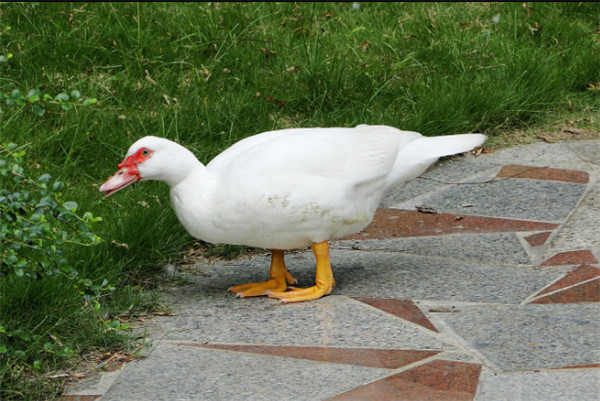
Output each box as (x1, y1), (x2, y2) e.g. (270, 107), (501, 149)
(0, 2), (598, 399)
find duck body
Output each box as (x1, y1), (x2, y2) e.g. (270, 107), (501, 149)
(100, 124), (486, 302)
(169, 125), (484, 249)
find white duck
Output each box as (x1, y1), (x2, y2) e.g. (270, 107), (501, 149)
(100, 125), (485, 303)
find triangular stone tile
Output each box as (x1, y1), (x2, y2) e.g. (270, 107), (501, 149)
(496, 165), (589, 183)
(541, 250), (598, 266)
(353, 297), (438, 332)
(532, 279), (600, 304)
(198, 344), (440, 369)
(326, 360), (481, 401)
(524, 232), (552, 247)
(347, 209), (558, 240)
(534, 265), (600, 297)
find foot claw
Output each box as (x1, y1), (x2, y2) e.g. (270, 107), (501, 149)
(228, 276), (291, 298)
(267, 284), (332, 303)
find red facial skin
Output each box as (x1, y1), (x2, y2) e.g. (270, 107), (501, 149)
(99, 147), (153, 197)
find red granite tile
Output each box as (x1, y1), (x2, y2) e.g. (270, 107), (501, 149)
(327, 360), (481, 401)
(346, 209), (558, 240)
(58, 396), (102, 401)
(353, 297), (438, 332)
(535, 265), (600, 296)
(524, 232), (552, 247)
(531, 279), (600, 304)
(196, 344), (440, 369)
(541, 250), (598, 266)
(553, 363), (600, 370)
(496, 165), (589, 184)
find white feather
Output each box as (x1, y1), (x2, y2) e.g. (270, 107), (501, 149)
(126, 125), (485, 249)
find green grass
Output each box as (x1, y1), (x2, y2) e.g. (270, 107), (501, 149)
(0, 2), (599, 399)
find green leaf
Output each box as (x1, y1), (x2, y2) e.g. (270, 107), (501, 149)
(37, 196), (55, 208)
(30, 213), (42, 222)
(60, 265), (73, 273)
(60, 103), (73, 111)
(63, 201), (78, 211)
(26, 89), (41, 102)
(55, 93), (69, 102)
(38, 173), (52, 183)
(70, 90), (81, 100)
(33, 103), (46, 116)
(52, 181), (64, 192)
(107, 320), (120, 329)
(83, 98), (97, 106)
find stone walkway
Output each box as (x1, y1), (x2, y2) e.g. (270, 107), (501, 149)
(63, 140), (599, 401)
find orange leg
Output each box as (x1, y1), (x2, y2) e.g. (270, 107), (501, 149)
(229, 249), (296, 298)
(268, 241), (335, 303)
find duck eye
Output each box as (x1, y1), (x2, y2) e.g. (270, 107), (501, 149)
(141, 148), (150, 156)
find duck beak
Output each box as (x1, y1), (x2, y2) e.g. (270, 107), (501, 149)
(99, 166), (141, 198)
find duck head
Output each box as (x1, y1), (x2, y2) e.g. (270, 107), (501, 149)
(99, 136), (199, 197)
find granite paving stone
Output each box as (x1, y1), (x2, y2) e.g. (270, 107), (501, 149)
(335, 232), (533, 265)
(332, 251), (559, 304)
(198, 344), (441, 369)
(328, 360), (482, 401)
(474, 368), (600, 401)
(541, 250), (598, 266)
(156, 293), (451, 350)
(413, 178), (586, 222)
(344, 209), (559, 240)
(179, 249), (560, 304)
(530, 279), (600, 304)
(427, 303), (600, 372)
(542, 181), (600, 261)
(532, 265), (600, 297)
(473, 140), (599, 171)
(524, 231), (552, 247)
(100, 343), (392, 401)
(352, 297), (439, 332)
(381, 164), (500, 209)
(495, 164), (590, 183)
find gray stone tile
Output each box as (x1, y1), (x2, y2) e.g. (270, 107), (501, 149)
(383, 140), (598, 211)
(101, 342), (390, 401)
(429, 304), (600, 372)
(64, 369), (121, 396)
(565, 141), (600, 170)
(334, 233), (533, 266)
(184, 249), (559, 306)
(333, 251), (556, 304)
(382, 159), (500, 209)
(544, 181), (600, 260)
(475, 368), (600, 401)
(479, 140), (599, 171)
(414, 178), (586, 222)
(156, 293), (450, 351)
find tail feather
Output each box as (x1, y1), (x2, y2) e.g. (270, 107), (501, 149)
(385, 133), (486, 188)
(413, 134), (487, 159)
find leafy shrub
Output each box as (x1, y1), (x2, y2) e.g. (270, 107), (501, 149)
(0, 143), (111, 359)
(0, 143), (101, 280)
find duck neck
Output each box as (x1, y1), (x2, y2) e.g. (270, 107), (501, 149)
(168, 162), (217, 240)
